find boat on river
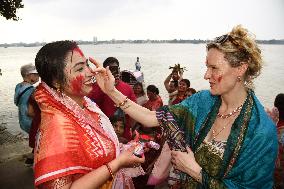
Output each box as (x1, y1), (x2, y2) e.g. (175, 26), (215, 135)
(121, 70), (144, 86)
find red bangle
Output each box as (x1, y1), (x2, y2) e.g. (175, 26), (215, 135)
(105, 163), (114, 179)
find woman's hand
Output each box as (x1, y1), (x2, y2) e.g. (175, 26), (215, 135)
(89, 57), (116, 95)
(171, 146), (202, 179)
(117, 146), (145, 168)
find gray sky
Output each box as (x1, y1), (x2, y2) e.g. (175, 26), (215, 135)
(1, 0), (283, 43)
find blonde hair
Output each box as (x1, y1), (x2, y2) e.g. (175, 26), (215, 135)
(207, 25), (262, 87)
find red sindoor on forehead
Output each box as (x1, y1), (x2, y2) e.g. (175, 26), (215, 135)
(73, 47), (84, 57)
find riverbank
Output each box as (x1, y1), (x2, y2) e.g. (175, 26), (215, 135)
(0, 124), (31, 163)
(0, 124), (34, 189)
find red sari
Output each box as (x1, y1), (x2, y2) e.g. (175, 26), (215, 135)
(275, 120), (284, 189)
(34, 83), (134, 188)
(143, 96), (163, 111)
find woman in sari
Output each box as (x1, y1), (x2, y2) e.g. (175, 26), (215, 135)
(93, 25), (278, 188)
(143, 85), (163, 111)
(273, 93), (284, 189)
(33, 40), (144, 189)
(171, 79), (191, 105)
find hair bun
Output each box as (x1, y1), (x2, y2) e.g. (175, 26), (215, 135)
(230, 25), (249, 40)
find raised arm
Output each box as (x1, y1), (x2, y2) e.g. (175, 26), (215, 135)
(164, 72), (172, 92)
(90, 57), (159, 127)
(178, 69), (184, 82)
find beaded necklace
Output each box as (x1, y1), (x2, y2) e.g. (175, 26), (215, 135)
(212, 103), (244, 140)
(217, 104), (243, 119)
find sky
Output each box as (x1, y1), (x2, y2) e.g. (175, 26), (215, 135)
(1, 0), (284, 43)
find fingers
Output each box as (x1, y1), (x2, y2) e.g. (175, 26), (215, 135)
(88, 57), (106, 76)
(105, 66), (115, 80)
(127, 145), (136, 152)
(132, 155), (144, 168)
(186, 146), (194, 156)
(186, 146), (191, 153)
(136, 154), (145, 163)
(89, 57), (100, 67)
(92, 67), (106, 74)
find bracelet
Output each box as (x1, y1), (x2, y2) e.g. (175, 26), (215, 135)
(115, 97), (128, 107)
(105, 163), (114, 179)
(196, 168), (202, 183)
(122, 104), (131, 110)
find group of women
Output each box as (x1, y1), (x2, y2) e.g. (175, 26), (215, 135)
(31, 25), (278, 189)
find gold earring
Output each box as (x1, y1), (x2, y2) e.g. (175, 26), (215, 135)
(237, 76), (241, 82)
(55, 83), (61, 93)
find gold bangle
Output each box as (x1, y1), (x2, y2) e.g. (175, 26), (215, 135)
(105, 163), (114, 179)
(122, 104), (131, 110)
(115, 97), (128, 107)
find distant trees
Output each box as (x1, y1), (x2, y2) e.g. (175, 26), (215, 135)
(0, 0), (24, 21)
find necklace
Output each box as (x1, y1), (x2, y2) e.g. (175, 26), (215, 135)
(212, 124), (228, 140)
(217, 104), (243, 119)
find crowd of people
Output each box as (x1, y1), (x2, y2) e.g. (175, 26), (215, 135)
(13, 25), (283, 188)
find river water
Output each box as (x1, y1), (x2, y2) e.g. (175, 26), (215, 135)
(0, 43), (284, 135)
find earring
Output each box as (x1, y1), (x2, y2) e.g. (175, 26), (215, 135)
(237, 76), (241, 82)
(57, 87), (61, 93)
(55, 83), (61, 93)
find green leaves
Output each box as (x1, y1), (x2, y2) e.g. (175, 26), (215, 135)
(0, 0), (24, 21)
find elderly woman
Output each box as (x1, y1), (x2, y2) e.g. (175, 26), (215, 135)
(33, 41), (144, 189)
(93, 25), (277, 188)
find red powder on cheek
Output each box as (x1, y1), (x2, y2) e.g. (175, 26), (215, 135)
(73, 47), (84, 57)
(217, 76), (222, 83)
(71, 75), (84, 94)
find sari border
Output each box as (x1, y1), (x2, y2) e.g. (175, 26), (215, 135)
(36, 82), (119, 157)
(222, 91), (253, 177)
(35, 166), (93, 185)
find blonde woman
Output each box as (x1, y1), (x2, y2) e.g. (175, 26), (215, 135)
(94, 25), (277, 188)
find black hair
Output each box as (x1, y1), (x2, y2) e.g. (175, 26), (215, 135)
(188, 87), (197, 94)
(180, 79), (191, 88)
(103, 57), (120, 68)
(147, 85), (159, 95)
(35, 40), (78, 88)
(170, 80), (179, 88)
(109, 115), (124, 125)
(274, 93), (284, 120)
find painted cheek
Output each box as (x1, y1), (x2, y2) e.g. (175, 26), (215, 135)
(71, 75), (84, 94)
(73, 47), (84, 57)
(217, 76), (222, 83)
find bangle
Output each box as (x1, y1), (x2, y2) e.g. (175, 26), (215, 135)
(196, 168), (202, 183)
(122, 104), (131, 110)
(115, 97), (128, 107)
(105, 163), (114, 179)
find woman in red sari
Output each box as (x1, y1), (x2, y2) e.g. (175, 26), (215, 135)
(33, 41), (144, 189)
(274, 93), (284, 189)
(143, 85), (163, 111)
(171, 79), (191, 105)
